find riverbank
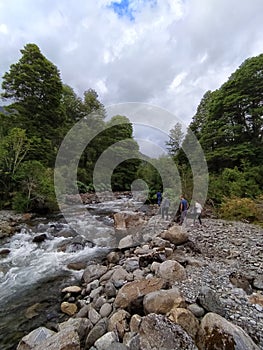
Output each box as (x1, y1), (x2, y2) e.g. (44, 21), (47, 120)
(16, 216), (263, 349)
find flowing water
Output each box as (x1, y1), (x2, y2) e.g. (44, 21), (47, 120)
(0, 197), (138, 349)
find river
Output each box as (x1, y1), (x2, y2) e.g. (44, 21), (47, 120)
(0, 196), (138, 350)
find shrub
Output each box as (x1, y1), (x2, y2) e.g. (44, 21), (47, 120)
(219, 197), (259, 222)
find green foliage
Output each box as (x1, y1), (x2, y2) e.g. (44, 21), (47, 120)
(1, 43), (64, 165)
(13, 160), (57, 212)
(208, 166), (262, 204)
(219, 197), (260, 222)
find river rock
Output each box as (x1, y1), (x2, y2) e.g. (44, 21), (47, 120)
(108, 309), (130, 339)
(160, 226), (189, 245)
(62, 285), (82, 294)
(85, 318), (108, 349)
(88, 306), (101, 324)
(114, 278), (166, 309)
(60, 302), (78, 316)
(143, 288), (186, 314)
(32, 233), (47, 243)
(138, 313), (198, 350)
(157, 259), (186, 283)
(118, 235), (136, 249)
(196, 312), (260, 350)
(81, 264), (107, 284)
(168, 307), (200, 339)
(94, 331), (118, 350)
(197, 286), (226, 317)
(17, 326), (55, 350)
(18, 327), (80, 350)
(0, 248), (11, 255)
(59, 317), (92, 343)
(114, 211), (145, 230)
(107, 251), (121, 264)
(99, 303), (112, 318)
(252, 276), (263, 290)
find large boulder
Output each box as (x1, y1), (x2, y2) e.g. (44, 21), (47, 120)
(138, 313), (198, 350)
(160, 226), (189, 245)
(143, 288), (186, 314)
(168, 307), (200, 339)
(114, 211), (146, 230)
(114, 278), (166, 309)
(196, 312), (260, 350)
(17, 327), (80, 350)
(156, 260), (186, 283)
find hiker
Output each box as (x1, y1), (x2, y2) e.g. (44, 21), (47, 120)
(161, 196), (170, 220)
(193, 200), (203, 225)
(156, 191), (162, 206)
(179, 195), (188, 225)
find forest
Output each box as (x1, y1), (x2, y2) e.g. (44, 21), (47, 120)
(0, 44), (262, 223)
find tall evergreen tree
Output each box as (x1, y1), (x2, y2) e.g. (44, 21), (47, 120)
(1, 43), (63, 163)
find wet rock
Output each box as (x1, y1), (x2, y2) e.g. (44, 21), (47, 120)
(62, 285), (82, 294)
(81, 264), (108, 284)
(196, 312), (259, 350)
(60, 302), (78, 316)
(32, 233), (47, 243)
(0, 248), (11, 255)
(67, 262), (86, 270)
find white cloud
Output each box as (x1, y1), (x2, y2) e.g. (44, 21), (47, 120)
(0, 0), (263, 129)
(0, 23), (8, 34)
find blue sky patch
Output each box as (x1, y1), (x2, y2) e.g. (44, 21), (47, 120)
(109, 0), (135, 21)
(109, 0), (157, 21)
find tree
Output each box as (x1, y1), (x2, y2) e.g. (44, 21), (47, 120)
(1, 43), (64, 163)
(195, 54), (263, 172)
(166, 122), (184, 157)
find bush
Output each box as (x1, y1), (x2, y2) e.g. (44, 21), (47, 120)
(219, 197), (259, 222)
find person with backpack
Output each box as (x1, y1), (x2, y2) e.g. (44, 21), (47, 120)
(179, 195), (188, 225)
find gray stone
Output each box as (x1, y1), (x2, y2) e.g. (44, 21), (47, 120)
(197, 286), (226, 317)
(197, 312), (260, 350)
(85, 318), (108, 349)
(81, 264), (107, 284)
(94, 331), (118, 350)
(100, 303), (112, 318)
(138, 313), (198, 350)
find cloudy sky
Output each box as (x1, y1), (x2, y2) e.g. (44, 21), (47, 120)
(0, 0), (263, 130)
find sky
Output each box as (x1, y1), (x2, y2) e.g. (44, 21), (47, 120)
(0, 0), (263, 145)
